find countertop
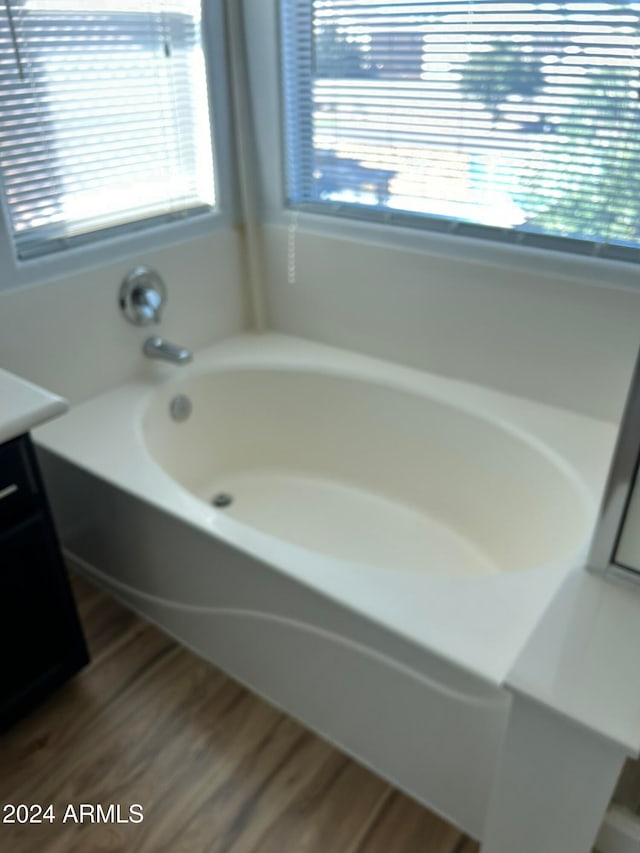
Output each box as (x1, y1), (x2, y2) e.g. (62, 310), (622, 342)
(0, 368), (68, 444)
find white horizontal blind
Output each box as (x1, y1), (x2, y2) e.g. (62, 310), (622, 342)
(0, 0), (215, 259)
(281, 0), (640, 260)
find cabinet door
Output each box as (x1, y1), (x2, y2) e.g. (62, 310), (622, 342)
(0, 514), (88, 729)
(0, 437), (39, 528)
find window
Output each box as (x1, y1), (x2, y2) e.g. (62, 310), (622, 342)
(0, 0), (215, 260)
(281, 0), (640, 262)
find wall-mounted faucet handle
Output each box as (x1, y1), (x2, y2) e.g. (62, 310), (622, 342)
(119, 266), (167, 326)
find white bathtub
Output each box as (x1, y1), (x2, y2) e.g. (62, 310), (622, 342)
(35, 333), (616, 840)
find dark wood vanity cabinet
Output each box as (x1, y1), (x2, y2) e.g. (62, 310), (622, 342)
(0, 433), (88, 731)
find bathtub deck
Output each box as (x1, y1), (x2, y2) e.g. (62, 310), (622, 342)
(0, 572), (480, 853)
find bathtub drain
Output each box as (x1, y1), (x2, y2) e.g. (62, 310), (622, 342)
(169, 394), (192, 422)
(211, 493), (233, 508)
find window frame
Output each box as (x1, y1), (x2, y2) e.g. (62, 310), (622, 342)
(0, 0), (237, 293)
(242, 0), (640, 292)
(588, 343), (640, 585)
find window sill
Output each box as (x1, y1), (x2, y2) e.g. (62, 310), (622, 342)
(0, 209), (231, 294)
(274, 206), (640, 294)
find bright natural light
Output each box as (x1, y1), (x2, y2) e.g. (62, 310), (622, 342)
(0, 1), (215, 257)
(283, 0), (640, 257)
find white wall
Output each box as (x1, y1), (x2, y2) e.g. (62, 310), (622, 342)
(263, 223), (640, 422)
(0, 229), (248, 403)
